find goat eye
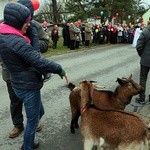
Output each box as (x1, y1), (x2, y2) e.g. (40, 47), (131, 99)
(128, 83), (132, 86)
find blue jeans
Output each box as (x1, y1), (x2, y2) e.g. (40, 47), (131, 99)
(13, 88), (44, 150)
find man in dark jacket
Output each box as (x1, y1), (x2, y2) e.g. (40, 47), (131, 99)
(0, 2), (66, 150)
(32, 20), (50, 53)
(62, 23), (70, 48)
(1, 0), (50, 139)
(135, 22), (150, 104)
(17, 0), (50, 53)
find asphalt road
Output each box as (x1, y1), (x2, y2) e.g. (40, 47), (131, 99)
(0, 44), (150, 150)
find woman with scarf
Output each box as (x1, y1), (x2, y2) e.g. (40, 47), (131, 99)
(0, 2), (66, 150)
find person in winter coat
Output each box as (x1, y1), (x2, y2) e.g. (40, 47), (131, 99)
(81, 23), (85, 45)
(74, 22), (82, 49)
(69, 23), (80, 50)
(0, 2), (66, 150)
(135, 23), (150, 105)
(110, 25), (118, 44)
(132, 25), (142, 47)
(1, 0), (50, 140)
(62, 23), (70, 48)
(117, 23), (123, 43)
(33, 20), (49, 53)
(84, 23), (92, 46)
(51, 24), (59, 49)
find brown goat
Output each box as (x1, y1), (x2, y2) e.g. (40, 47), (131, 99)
(68, 75), (143, 134)
(79, 80), (150, 150)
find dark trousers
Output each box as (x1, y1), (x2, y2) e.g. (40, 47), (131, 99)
(6, 82), (23, 129)
(75, 41), (80, 49)
(52, 41), (57, 49)
(139, 65), (150, 100)
(70, 40), (75, 50)
(85, 40), (90, 46)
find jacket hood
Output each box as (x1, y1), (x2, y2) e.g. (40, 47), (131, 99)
(17, 0), (39, 18)
(4, 2), (31, 30)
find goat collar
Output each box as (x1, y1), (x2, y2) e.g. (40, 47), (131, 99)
(80, 104), (87, 114)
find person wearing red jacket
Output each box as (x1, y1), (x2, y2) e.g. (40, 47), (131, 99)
(51, 24), (59, 49)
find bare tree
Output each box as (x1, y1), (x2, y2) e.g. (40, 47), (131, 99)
(52, 0), (58, 23)
(34, 0), (65, 24)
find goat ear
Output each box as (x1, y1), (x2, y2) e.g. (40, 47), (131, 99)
(116, 78), (124, 85)
(79, 80), (86, 85)
(90, 80), (97, 83)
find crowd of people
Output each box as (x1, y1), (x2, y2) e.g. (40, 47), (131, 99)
(53, 21), (146, 50)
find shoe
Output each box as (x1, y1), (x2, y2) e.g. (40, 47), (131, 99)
(21, 142), (39, 150)
(9, 127), (24, 138)
(135, 98), (145, 105)
(36, 123), (43, 132)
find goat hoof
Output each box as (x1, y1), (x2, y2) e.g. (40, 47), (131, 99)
(70, 129), (75, 134)
(75, 124), (79, 128)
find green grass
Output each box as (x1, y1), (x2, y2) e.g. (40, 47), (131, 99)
(43, 37), (72, 58)
(42, 37), (96, 58)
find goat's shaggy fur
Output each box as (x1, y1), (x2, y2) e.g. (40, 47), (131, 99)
(68, 75), (143, 134)
(79, 80), (150, 150)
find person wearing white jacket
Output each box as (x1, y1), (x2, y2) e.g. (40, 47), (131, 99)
(117, 24), (123, 43)
(132, 26), (142, 48)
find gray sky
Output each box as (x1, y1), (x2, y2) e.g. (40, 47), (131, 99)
(0, 0), (49, 20)
(143, 0), (150, 4)
(142, 0), (150, 7)
(0, 0), (150, 20)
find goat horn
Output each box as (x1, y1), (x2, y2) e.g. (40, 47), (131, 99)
(90, 80), (97, 83)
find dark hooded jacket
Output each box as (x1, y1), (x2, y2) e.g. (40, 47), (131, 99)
(18, 0), (49, 53)
(0, 2), (62, 90)
(4, 3), (30, 30)
(18, 0), (34, 18)
(1, 0), (50, 82)
(136, 24), (150, 67)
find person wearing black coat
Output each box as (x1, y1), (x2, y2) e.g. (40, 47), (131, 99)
(62, 23), (71, 48)
(0, 2), (66, 150)
(135, 23), (150, 105)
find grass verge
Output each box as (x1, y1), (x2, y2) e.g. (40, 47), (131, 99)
(42, 37), (98, 58)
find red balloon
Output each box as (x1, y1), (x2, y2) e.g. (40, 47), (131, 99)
(31, 0), (40, 11)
